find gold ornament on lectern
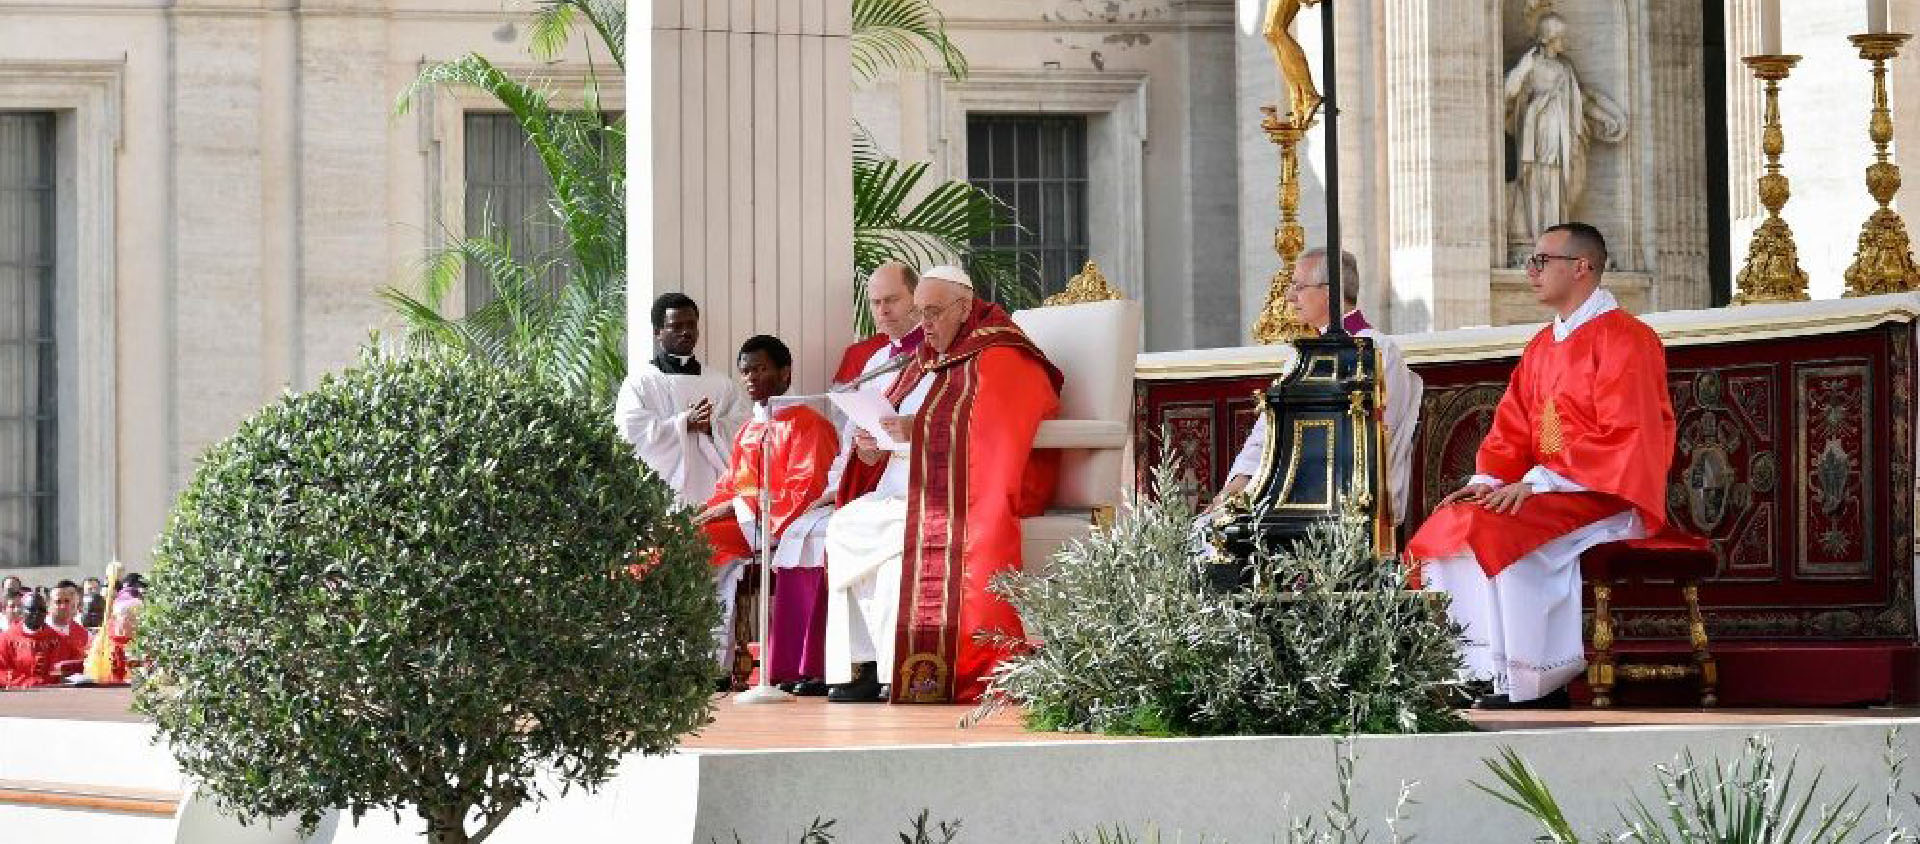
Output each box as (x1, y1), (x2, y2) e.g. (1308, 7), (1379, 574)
(1044, 260), (1125, 307)
(1734, 54), (1810, 305)
(1253, 105), (1317, 344)
(1844, 33), (1920, 297)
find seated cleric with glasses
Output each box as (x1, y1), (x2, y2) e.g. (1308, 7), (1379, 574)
(1206, 248), (1424, 529)
(1406, 221), (1677, 712)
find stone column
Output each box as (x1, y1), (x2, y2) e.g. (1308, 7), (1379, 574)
(1177, 1), (1243, 351)
(1384, 0), (1500, 332)
(637, 0), (854, 395)
(168, 0), (269, 486)
(1640, 0), (1711, 312)
(1773, 3), (1875, 300)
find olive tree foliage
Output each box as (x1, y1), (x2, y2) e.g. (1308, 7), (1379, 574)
(134, 351), (717, 844)
(979, 457), (1467, 737)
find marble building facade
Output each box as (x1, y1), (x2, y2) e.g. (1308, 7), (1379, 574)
(0, 0), (612, 580)
(853, 0), (1920, 342)
(6, 0), (1920, 577)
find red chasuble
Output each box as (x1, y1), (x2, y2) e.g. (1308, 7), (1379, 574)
(700, 404), (839, 566)
(836, 300), (1063, 704)
(1406, 309), (1675, 578)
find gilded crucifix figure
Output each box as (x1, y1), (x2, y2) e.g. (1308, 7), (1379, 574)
(1240, 0), (1323, 126)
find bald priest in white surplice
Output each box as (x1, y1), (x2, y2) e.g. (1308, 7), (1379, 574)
(615, 292), (752, 508)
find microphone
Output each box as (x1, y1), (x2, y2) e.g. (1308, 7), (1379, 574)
(830, 352), (912, 393)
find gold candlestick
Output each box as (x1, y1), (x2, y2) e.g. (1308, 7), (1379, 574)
(1735, 55), (1809, 305)
(1844, 33), (1919, 297)
(1253, 105), (1316, 344)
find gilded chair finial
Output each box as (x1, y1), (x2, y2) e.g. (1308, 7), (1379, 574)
(1044, 260), (1125, 306)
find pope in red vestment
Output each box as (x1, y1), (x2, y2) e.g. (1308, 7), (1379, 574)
(1406, 223), (1675, 707)
(826, 267), (1061, 704)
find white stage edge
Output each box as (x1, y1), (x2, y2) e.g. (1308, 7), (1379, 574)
(8, 717), (1920, 843)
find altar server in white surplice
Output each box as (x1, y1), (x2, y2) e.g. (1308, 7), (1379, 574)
(1208, 249), (1423, 525)
(615, 292), (752, 508)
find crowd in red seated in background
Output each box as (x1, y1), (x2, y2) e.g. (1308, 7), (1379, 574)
(0, 574), (144, 688)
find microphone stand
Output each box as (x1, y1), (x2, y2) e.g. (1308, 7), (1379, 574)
(733, 392), (830, 705)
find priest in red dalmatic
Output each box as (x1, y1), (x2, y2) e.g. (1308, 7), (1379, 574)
(823, 265), (1062, 704)
(0, 590), (87, 687)
(1407, 222), (1675, 710)
(695, 335), (839, 682)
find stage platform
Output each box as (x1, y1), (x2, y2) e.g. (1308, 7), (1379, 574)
(4, 686), (1913, 744)
(7, 688), (1920, 843)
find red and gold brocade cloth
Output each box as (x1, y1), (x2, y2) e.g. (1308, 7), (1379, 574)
(1406, 310), (1676, 579)
(837, 299), (1063, 704)
(701, 404), (839, 567)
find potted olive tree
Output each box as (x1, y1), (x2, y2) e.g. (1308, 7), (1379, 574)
(135, 351), (716, 844)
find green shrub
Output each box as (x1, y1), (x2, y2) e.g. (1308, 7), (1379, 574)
(1477, 732), (1919, 844)
(978, 460), (1467, 737)
(135, 350), (717, 844)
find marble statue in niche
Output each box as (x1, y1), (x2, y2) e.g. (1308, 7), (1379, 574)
(1503, 10), (1629, 265)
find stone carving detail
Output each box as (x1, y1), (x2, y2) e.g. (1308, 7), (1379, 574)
(1503, 8), (1629, 263)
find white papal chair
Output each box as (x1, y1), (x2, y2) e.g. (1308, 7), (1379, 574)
(1009, 263), (1141, 576)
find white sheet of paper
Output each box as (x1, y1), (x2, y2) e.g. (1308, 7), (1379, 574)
(828, 389), (909, 452)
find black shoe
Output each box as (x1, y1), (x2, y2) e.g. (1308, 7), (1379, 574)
(791, 679), (829, 697)
(714, 677), (735, 694)
(828, 661), (887, 703)
(1474, 687), (1571, 711)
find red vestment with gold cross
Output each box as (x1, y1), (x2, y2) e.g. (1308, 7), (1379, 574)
(1406, 309), (1675, 577)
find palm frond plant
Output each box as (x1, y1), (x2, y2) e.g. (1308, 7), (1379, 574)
(851, 0), (967, 83)
(848, 0), (1038, 335)
(385, 1), (627, 411)
(1476, 734), (1915, 844)
(852, 128), (1036, 333)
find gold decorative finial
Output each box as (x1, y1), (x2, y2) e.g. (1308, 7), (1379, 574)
(1734, 54), (1810, 305)
(1253, 105), (1316, 344)
(1845, 33), (1919, 297)
(1255, 0), (1325, 129)
(1044, 259), (1125, 306)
